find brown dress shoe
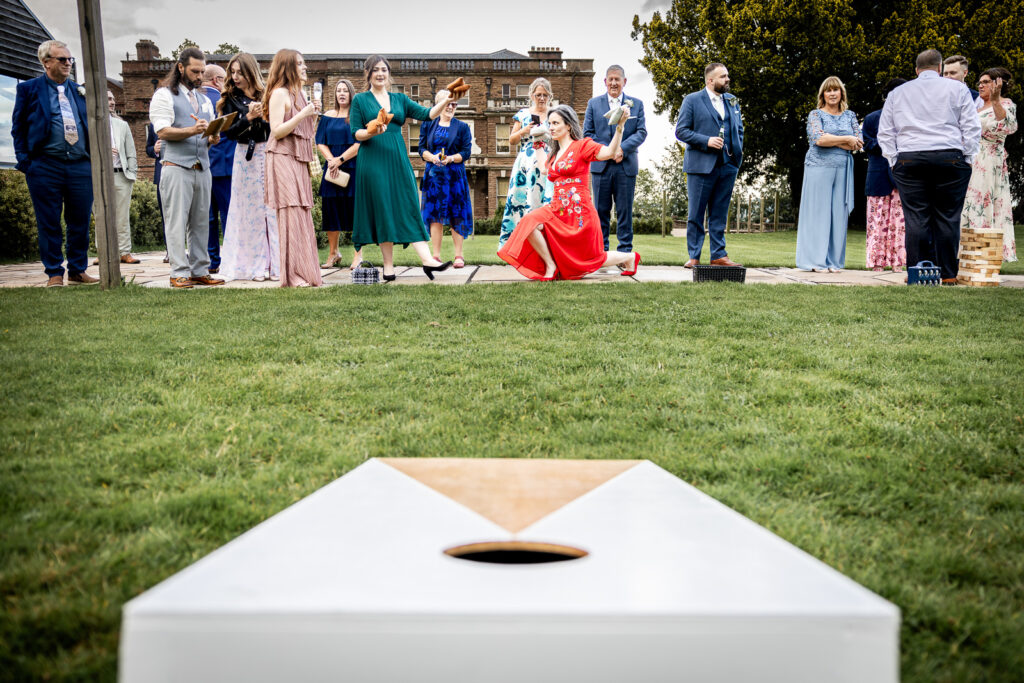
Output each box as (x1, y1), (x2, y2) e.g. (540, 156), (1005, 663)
(190, 275), (225, 286)
(941, 278), (957, 286)
(68, 271), (99, 284)
(710, 257), (742, 267)
(46, 275), (64, 287)
(684, 259), (699, 269)
(170, 277), (194, 288)
(120, 254), (141, 264)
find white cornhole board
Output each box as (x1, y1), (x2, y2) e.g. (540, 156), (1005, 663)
(119, 459), (900, 682)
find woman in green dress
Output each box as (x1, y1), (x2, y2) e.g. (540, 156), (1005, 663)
(352, 55), (457, 280)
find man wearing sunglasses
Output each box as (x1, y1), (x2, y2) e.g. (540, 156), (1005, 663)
(12, 40), (98, 287)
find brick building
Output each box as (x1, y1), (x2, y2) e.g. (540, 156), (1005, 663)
(119, 41), (593, 218)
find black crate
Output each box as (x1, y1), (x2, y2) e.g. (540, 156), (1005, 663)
(693, 265), (746, 283)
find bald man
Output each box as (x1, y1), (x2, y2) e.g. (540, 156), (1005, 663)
(202, 63), (233, 272)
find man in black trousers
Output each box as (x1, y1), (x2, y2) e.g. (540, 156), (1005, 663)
(878, 49), (980, 284)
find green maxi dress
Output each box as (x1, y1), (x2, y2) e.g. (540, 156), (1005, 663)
(350, 91), (433, 249)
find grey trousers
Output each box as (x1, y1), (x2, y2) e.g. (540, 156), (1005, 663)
(113, 171), (134, 255)
(160, 165), (211, 278)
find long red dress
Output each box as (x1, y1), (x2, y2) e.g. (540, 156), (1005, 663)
(497, 137), (607, 280)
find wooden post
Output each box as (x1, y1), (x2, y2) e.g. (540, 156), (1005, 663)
(77, 0), (120, 289)
(660, 190), (666, 238)
(759, 195), (765, 233)
(774, 194), (780, 232)
(746, 195), (752, 232)
(736, 194), (741, 232)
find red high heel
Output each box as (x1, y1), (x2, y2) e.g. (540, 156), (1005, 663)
(621, 252), (641, 276)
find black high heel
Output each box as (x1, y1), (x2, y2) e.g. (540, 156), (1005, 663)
(382, 272), (396, 282)
(422, 261), (452, 281)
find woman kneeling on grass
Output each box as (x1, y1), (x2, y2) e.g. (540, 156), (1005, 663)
(497, 105), (640, 280)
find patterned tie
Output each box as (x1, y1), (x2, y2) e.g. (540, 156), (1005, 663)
(56, 85), (79, 146)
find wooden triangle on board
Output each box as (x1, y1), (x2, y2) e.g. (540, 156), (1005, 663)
(379, 458), (643, 533)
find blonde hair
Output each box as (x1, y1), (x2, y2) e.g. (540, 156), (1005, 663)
(333, 78), (356, 111)
(816, 76), (848, 111)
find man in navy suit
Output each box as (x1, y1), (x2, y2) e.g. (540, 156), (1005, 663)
(12, 40), (98, 287)
(583, 65), (647, 253)
(675, 62), (744, 267)
(943, 55), (980, 102)
(202, 64), (234, 273)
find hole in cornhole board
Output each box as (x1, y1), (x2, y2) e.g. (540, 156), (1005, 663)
(445, 541), (588, 565)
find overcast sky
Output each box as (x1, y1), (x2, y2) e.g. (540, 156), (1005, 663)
(26, 0), (679, 171)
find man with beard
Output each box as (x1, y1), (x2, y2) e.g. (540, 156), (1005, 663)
(148, 47), (224, 288)
(675, 62), (744, 268)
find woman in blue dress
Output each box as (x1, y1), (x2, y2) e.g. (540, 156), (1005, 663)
(795, 76), (863, 272)
(420, 93), (474, 267)
(497, 77), (554, 248)
(315, 79), (361, 269)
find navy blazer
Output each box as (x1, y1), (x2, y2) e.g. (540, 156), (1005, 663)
(204, 85), (235, 177)
(861, 109), (894, 196)
(674, 89), (744, 174)
(11, 75), (90, 172)
(145, 123), (162, 186)
(419, 117), (472, 178)
(582, 93), (647, 176)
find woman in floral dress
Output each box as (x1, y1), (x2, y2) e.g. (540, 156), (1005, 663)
(960, 67), (1018, 262)
(497, 78), (555, 248)
(498, 106), (640, 280)
(862, 78), (906, 272)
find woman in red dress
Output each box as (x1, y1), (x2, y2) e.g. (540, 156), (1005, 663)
(498, 105), (640, 280)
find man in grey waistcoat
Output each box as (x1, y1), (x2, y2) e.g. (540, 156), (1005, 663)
(148, 47), (225, 288)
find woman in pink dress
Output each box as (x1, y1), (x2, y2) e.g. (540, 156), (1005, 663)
(498, 105), (640, 280)
(264, 49), (322, 287)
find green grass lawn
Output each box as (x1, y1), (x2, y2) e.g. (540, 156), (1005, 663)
(1, 282), (1023, 681)
(316, 225), (1024, 275)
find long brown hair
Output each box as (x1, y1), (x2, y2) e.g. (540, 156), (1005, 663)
(220, 52), (265, 114)
(162, 47), (205, 96)
(262, 49), (302, 120)
(333, 78), (356, 112)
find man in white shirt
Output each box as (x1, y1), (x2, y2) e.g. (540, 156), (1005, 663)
(878, 49), (980, 284)
(107, 89), (140, 264)
(149, 47), (224, 288)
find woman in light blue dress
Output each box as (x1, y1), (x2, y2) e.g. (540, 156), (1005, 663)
(497, 78), (555, 247)
(795, 76), (862, 272)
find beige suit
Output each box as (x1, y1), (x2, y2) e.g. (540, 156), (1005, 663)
(110, 116), (138, 254)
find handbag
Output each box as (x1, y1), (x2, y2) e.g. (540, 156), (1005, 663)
(321, 165), (350, 188)
(907, 260), (941, 286)
(351, 261), (380, 285)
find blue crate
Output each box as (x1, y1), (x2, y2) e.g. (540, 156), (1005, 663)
(907, 260), (941, 286)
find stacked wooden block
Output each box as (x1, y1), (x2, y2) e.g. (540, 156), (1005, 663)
(958, 228), (1003, 287)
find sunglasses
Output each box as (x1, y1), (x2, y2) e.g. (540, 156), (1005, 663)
(50, 56), (75, 65)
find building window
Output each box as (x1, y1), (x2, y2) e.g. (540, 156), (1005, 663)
(409, 123), (420, 154)
(497, 178), (509, 209)
(502, 84), (510, 99)
(457, 94), (470, 108)
(496, 124), (510, 154)
(411, 84), (419, 97)
(0, 74), (23, 168)
(393, 84), (405, 94)
(516, 84), (529, 98)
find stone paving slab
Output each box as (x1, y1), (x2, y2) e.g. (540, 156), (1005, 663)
(3, 251), (1023, 289)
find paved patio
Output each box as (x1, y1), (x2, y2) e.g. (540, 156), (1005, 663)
(2, 252), (1022, 289)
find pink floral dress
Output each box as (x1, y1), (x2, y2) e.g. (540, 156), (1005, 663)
(960, 99), (1018, 261)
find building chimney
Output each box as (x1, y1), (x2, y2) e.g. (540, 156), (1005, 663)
(528, 46), (562, 61)
(136, 40), (160, 61)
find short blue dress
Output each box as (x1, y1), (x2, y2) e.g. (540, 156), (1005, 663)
(315, 113), (357, 231)
(419, 118), (473, 237)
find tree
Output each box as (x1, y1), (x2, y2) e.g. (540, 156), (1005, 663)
(171, 38), (201, 60)
(653, 143), (689, 217)
(633, 0), (1024, 221)
(214, 43), (241, 55)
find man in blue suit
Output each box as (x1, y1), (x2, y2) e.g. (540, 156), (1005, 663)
(12, 40), (98, 287)
(203, 64), (234, 273)
(583, 65), (647, 253)
(675, 62), (744, 267)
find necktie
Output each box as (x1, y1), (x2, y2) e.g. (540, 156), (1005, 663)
(56, 85), (79, 146)
(188, 90), (199, 114)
